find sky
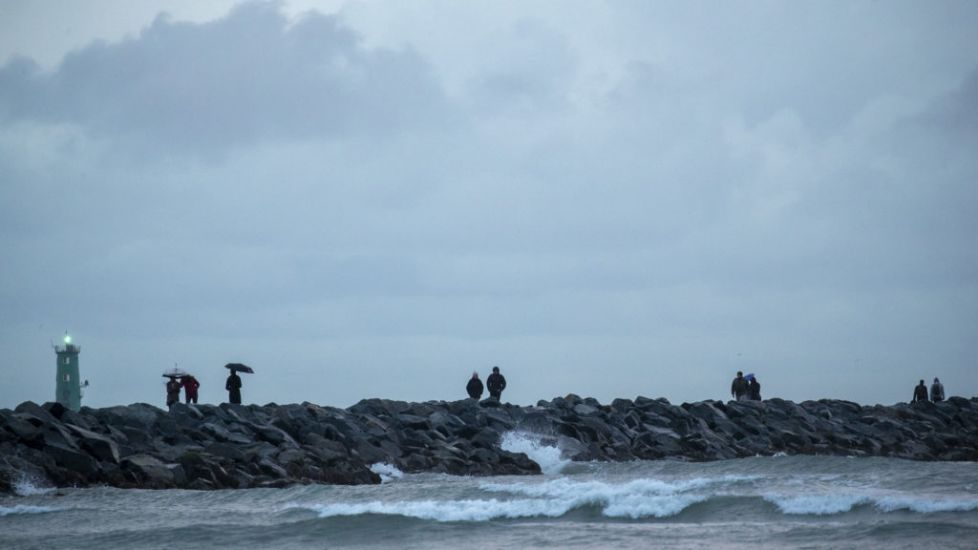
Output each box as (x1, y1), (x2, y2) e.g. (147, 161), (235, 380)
(1, 0), (976, 410)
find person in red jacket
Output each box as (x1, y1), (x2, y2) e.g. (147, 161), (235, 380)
(181, 375), (200, 404)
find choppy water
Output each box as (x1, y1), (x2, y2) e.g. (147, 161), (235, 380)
(2, 433), (977, 549)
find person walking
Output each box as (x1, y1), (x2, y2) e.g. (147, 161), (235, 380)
(226, 370), (242, 404)
(912, 380), (928, 403)
(466, 372), (484, 399)
(731, 371), (748, 401)
(930, 378), (945, 402)
(165, 376), (181, 407)
(181, 375), (200, 404)
(487, 366), (507, 401)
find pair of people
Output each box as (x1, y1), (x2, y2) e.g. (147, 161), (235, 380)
(165, 374), (201, 407)
(730, 371), (762, 401)
(466, 366), (507, 401)
(912, 378), (945, 403)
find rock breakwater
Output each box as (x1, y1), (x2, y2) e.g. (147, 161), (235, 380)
(2, 395), (976, 493)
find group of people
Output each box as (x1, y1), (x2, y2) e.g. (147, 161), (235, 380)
(164, 370), (244, 407)
(730, 371), (762, 401)
(466, 366), (507, 401)
(165, 375), (200, 407)
(912, 378), (945, 403)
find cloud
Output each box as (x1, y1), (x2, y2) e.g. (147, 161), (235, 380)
(0, 2), (451, 157)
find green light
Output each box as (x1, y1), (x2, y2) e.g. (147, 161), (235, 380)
(64, 334), (72, 344)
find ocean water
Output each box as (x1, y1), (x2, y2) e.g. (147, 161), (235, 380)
(2, 433), (977, 549)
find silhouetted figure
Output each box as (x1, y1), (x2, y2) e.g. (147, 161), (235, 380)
(930, 378), (945, 402)
(912, 380), (928, 403)
(731, 371), (748, 401)
(466, 372), (484, 399)
(226, 371), (242, 404)
(487, 366), (507, 401)
(181, 375), (200, 404)
(165, 376), (181, 407)
(747, 374), (762, 401)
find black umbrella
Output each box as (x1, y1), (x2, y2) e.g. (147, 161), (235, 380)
(224, 363), (254, 374)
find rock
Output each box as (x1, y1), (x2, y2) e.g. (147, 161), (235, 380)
(122, 454), (176, 487)
(64, 424), (120, 463)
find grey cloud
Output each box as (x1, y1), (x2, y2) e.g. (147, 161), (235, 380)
(0, 2), (450, 156)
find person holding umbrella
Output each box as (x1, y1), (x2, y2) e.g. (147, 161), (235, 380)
(224, 363), (253, 404)
(165, 376), (181, 407)
(163, 367), (187, 408)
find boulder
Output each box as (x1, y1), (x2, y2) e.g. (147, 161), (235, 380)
(65, 424), (120, 463)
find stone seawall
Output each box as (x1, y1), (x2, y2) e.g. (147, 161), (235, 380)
(2, 395), (976, 493)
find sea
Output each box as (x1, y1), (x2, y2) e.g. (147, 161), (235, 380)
(2, 432), (977, 549)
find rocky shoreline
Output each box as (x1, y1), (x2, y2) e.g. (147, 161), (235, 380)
(2, 395), (977, 493)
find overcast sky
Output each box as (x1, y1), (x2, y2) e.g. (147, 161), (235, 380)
(1, 1), (976, 410)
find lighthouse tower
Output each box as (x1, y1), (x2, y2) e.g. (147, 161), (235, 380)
(54, 332), (83, 411)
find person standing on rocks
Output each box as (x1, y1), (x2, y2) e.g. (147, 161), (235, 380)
(930, 378), (945, 402)
(487, 366), (507, 401)
(466, 372), (484, 399)
(165, 376), (181, 407)
(747, 374), (762, 401)
(226, 370), (242, 404)
(181, 375), (200, 404)
(731, 371), (748, 401)
(912, 380), (928, 403)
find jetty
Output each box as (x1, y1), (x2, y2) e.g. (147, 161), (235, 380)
(1, 396), (976, 492)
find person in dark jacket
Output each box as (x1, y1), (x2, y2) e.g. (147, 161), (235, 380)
(487, 366), (507, 401)
(747, 374), (762, 401)
(466, 372), (484, 399)
(912, 380), (928, 403)
(181, 375), (200, 404)
(731, 371), (748, 401)
(930, 378), (945, 402)
(165, 376), (181, 407)
(226, 371), (242, 404)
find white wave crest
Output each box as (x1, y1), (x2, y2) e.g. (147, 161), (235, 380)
(874, 496), (978, 514)
(478, 476), (743, 518)
(299, 498), (574, 522)
(0, 505), (58, 517)
(766, 493), (978, 515)
(369, 462), (404, 483)
(499, 431), (570, 475)
(765, 494), (870, 515)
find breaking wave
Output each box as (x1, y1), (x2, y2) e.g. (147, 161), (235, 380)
(369, 462), (404, 483)
(499, 431), (570, 475)
(282, 473), (978, 524)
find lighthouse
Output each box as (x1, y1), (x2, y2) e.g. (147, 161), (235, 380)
(54, 332), (83, 411)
